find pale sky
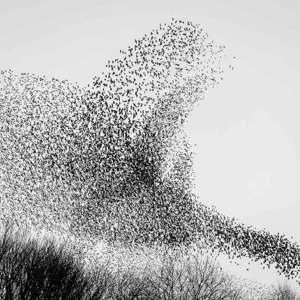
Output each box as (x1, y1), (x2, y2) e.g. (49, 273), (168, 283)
(1, 0), (300, 289)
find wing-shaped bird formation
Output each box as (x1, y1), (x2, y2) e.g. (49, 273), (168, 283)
(0, 19), (299, 283)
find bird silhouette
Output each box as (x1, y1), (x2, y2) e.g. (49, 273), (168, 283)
(0, 19), (300, 284)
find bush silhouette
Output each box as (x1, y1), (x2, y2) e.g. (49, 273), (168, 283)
(0, 222), (110, 299)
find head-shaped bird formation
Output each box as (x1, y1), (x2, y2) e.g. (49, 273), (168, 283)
(0, 18), (300, 283)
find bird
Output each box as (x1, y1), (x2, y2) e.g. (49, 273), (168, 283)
(0, 19), (300, 284)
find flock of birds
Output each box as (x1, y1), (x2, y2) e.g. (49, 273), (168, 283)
(0, 18), (300, 286)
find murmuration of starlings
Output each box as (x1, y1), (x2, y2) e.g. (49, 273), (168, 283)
(0, 18), (299, 283)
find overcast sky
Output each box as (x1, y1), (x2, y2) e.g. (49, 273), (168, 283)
(1, 0), (300, 288)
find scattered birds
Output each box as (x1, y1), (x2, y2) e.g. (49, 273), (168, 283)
(0, 19), (299, 284)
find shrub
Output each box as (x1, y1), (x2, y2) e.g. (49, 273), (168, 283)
(269, 282), (300, 300)
(0, 222), (110, 299)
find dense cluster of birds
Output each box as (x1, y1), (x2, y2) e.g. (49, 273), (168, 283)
(0, 18), (300, 284)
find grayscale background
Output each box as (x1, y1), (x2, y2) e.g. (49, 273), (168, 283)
(1, 0), (299, 288)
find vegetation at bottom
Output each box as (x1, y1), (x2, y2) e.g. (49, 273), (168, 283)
(270, 283), (300, 300)
(0, 222), (298, 300)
